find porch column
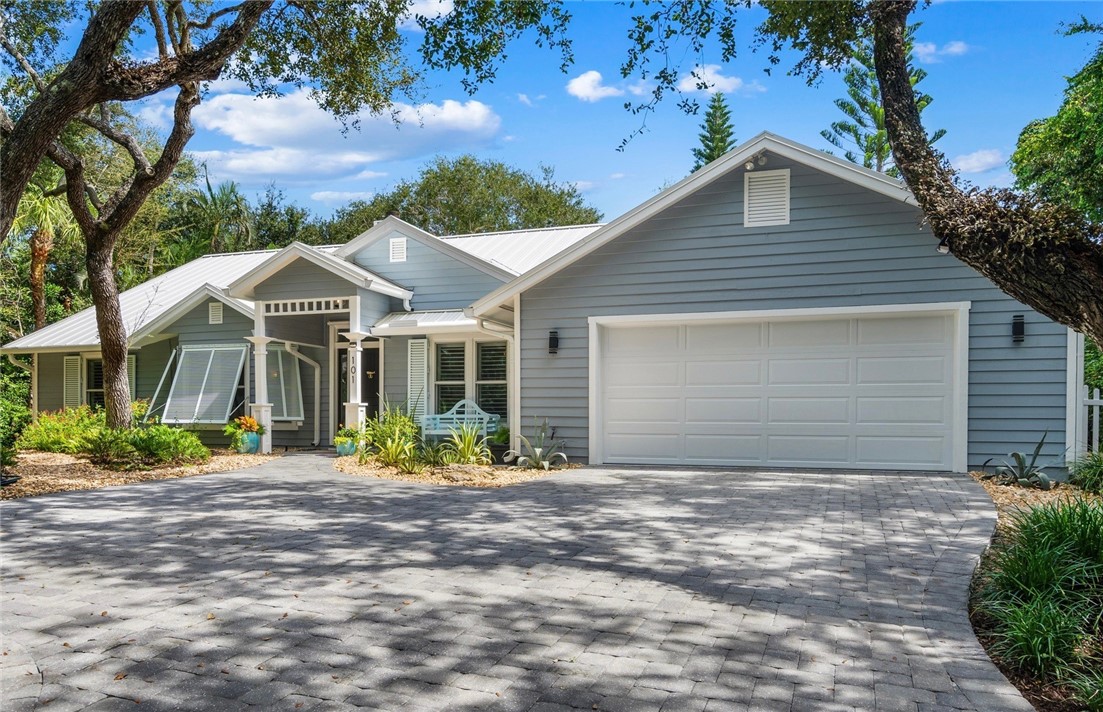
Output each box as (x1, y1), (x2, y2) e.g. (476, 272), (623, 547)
(342, 330), (371, 430)
(246, 334), (274, 454)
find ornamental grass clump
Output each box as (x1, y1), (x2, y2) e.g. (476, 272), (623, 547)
(976, 499), (1103, 703)
(1071, 451), (1103, 495)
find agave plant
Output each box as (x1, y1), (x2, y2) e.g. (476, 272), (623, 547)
(444, 423), (491, 465)
(505, 418), (568, 470)
(982, 431), (1062, 490)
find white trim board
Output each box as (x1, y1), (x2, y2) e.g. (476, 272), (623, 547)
(1066, 329), (1086, 462)
(587, 301), (971, 472)
(227, 241), (412, 300)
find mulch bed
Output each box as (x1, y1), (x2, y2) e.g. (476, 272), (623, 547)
(0, 450), (279, 500)
(332, 455), (571, 487)
(969, 471), (1101, 712)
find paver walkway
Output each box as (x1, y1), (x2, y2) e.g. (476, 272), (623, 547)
(1, 454), (1030, 711)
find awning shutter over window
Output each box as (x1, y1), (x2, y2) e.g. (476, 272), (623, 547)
(163, 345), (248, 424)
(267, 346), (304, 421)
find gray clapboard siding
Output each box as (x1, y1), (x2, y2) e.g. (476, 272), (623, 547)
(134, 340), (174, 402)
(253, 259), (356, 300)
(519, 155), (1069, 468)
(173, 301), (252, 344)
(383, 336), (410, 407)
(351, 233), (506, 310)
(267, 315), (323, 346)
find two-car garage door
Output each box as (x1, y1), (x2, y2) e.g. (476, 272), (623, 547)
(596, 309), (962, 470)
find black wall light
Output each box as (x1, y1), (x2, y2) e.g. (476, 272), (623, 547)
(548, 330), (560, 355)
(1012, 314), (1025, 343)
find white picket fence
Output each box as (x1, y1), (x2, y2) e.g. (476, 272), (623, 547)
(1082, 386), (1102, 454)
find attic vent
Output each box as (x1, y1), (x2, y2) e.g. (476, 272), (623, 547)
(744, 169), (790, 228)
(389, 237), (407, 263)
(208, 302), (223, 325)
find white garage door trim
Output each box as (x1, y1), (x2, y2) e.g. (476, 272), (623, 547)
(588, 302), (971, 471)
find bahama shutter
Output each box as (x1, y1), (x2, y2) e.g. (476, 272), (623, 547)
(267, 346), (304, 421)
(407, 339), (428, 420)
(163, 345), (248, 423)
(63, 355), (82, 408)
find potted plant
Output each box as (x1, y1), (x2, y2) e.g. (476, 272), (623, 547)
(488, 426), (510, 465)
(334, 427), (359, 456)
(223, 415), (265, 454)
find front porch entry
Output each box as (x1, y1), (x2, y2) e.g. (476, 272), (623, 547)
(333, 322), (381, 432)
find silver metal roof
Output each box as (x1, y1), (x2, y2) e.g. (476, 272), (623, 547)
(440, 224), (603, 274)
(373, 309), (475, 329)
(2, 251), (272, 351)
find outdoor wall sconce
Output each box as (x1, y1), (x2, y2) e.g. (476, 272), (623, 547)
(936, 236), (950, 254)
(1012, 314), (1025, 343)
(548, 330), (560, 355)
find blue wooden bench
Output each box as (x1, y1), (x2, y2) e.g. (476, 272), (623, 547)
(421, 399), (501, 438)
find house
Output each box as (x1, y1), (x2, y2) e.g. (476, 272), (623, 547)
(2, 133), (1087, 472)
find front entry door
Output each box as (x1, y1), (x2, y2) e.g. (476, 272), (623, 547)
(336, 346), (380, 430)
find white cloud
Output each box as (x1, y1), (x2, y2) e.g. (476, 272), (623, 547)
(677, 65), (765, 95)
(953, 149), (1004, 174)
(914, 40), (971, 63)
(566, 71), (624, 102)
(572, 180), (597, 192)
(191, 88), (500, 181)
(399, 0), (454, 31)
(609, 172), (626, 180)
(626, 80), (653, 97)
(311, 190), (375, 205)
(517, 93), (534, 107)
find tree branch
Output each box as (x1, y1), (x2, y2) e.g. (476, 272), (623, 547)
(73, 112), (154, 176)
(0, 35), (48, 92)
(188, 3), (247, 31)
(147, 1), (170, 59)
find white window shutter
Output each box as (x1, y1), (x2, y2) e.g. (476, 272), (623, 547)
(266, 347), (304, 421)
(63, 356), (82, 408)
(744, 169), (790, 227)
(127, 354), (137, 397)
(407, 339), (428, 420)
(389, 237), (407, 263)
(163, 346), (248, 423)
(208, 302), (223, 325)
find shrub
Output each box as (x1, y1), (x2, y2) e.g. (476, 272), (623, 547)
(983, 539), (1097, 602)
(984, 594), (1089, 678)
(359, 404), (420, 466)
(129, 425), (209, 465)
(1066, 667), (1103, 711)
(83, 427), (135, 465)
(1071, 452), (1103, 495)
(1012, 500), (1103, 569)
(17, 406), (105, 453)
(444, 423), (491, 465)
(1, 367), (31, 465)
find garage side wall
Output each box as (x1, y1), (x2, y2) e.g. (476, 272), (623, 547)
(518, 156), (1068, 469)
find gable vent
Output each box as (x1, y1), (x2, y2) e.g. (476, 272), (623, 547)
(208, 301), (223, 325)
(389, 237), (407, 263)
(744, 169), (790, 228)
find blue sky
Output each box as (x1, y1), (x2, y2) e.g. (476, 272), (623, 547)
(128, 1), (1101, 223)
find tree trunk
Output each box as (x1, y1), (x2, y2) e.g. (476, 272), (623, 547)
(29, 227), (54, 330)
(86, 233), (130, 429)
(869, 0), (1103, 346)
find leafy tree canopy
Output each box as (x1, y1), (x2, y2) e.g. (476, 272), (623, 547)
(1010, 21), (1103, 222)
(330, 155), (602, 240)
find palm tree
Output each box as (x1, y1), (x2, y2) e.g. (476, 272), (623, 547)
(13, 185), (80, 330)
(183, 173), (254, 257)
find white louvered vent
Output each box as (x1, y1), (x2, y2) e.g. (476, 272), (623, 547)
(407, 339), (428, 420)
(63, 355), (82, 408)
(127, 354), (136, 396)
(208, 301), (223, 325)
(389, 237), (407, 263)
(744, 169), (790, 228)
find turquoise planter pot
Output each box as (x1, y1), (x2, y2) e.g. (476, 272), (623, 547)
(237, 431), (260, 454)
(335, 440), (357, 456)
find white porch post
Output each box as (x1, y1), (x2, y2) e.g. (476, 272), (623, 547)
(343, 330), (371, 430)
(246, 303), (274, 453)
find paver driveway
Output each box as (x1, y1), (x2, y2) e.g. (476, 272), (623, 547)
(1, 454), (1030, 712)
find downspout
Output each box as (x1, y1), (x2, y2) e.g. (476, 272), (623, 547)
(286, 345), (321, 447)
(6, 353), (34, 421)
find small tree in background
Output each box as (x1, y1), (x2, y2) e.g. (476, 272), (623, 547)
(821, 25), (945, 177)
(691, 92), (735, 171)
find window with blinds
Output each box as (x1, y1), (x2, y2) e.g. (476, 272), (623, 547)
(162, 345), (248, 424)
(66, 355), (136, 409)
(435, 342), (466, 414)
(476, 342), (507, 421)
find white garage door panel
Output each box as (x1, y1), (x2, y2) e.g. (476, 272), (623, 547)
(599, 311), (959, 471)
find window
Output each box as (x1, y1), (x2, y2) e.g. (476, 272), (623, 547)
(476, 342), (507, 421)
(266, 345), (304, 421)
(434, 343), (466, 414)
(430, 340), (508, 419)
(72, 355), (135, 409)
(86, 359), (105, 409)
(162, 345), (248, 424)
